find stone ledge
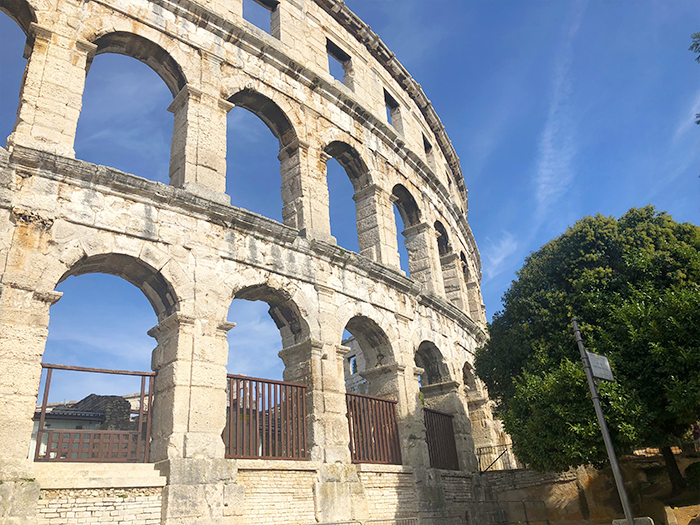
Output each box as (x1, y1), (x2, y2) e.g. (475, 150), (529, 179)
(234, 459), (322, 471)
(355, 463), (414, 474)
(33, 462), (167, 489)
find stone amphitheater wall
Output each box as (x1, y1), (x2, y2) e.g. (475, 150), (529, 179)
(0, 0), (502, 523)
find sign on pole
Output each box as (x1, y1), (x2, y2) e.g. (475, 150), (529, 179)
(587, 351), (615, 382)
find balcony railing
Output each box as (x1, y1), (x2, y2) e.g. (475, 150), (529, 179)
(346, 392), (401, 465)
(424, 408), (459, 470)
(477, 444), (524, 472)
(224, 375), (307, 460)
(34, 363), (154, 463)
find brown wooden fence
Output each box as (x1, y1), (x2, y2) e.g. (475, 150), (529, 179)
(424, 408), (459, 470)
(35, 363), (154, 463)
(346, 392), (401, 464)
(224, 375), (307, 460)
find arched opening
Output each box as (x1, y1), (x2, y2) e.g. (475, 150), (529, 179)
(342, 315), (401, 464)
(392, 184), (422, 276)
(435, 220), (451, 257)
(75, 33), (186, 183)
(324, 141), (371, 253)
(33, 255), (178, 463)
(341, 315), (394, 397)
(0, 1), (35, 147)
(224, 284), (310, 459)
(414, 341), (448, 388)
(226, 89), (298, 224)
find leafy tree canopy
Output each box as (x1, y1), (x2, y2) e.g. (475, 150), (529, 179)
(475, 206), (700, 476)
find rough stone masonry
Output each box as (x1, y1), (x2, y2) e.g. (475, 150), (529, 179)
(0, 0), (507, 523)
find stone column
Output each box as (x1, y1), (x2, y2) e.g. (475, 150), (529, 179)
(148, 313), (233, 461)
(353, 183), (400, 268)
(422, 381), (478, 472)
(168, 85), (232, 205)
(6, 24), (96, 157)
(402, 222), (445, 295)
(281, 142), (334, 240)
(279, 338), (351, 464)
(280, 338), (372, 523)
(151, 313), (237, 524)
(441, 252), (468, 311)
(0, 282), (59, 521)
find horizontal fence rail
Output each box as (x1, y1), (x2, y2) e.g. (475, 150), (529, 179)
(35, 364), (154, 463)
(465, 500), (549, 525)
(224, 375), (307, 460)
(346, 392), (401, 465)
(424, 408), (459, 470)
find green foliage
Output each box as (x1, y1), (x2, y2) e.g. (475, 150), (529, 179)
(685, 462), (700, 489)
(691, 32), (700, 63)
(475, 206), (700, 472)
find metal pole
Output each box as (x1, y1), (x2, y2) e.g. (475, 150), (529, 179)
(572, 318), (635, 525)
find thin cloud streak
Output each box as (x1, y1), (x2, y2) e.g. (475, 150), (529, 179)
(534, 0), (587, 223)
(672, 88), (700, 146)
(483, 230), (518, 280)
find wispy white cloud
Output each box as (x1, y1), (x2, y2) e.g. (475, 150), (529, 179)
(483, 230), (518, 280)
(534, 0), (587, 222)
(672, 88), (700, 146)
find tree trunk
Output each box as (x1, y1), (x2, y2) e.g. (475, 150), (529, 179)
(661, 445), (687, 494)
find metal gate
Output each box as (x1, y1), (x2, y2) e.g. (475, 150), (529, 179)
(424, 408), (459, 470)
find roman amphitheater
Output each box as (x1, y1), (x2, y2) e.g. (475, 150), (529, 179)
(0, 0), (511, 523)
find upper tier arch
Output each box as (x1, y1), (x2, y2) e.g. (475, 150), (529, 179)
(88, 32), (187, 97)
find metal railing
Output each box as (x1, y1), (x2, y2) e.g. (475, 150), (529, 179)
(346, 392), (402, 465)
(35, 363), (154, 463)
(477, 444), (524, 472)
(224, 374), (307, 460)
(424, 408), (459, 470)
(465, 500), (549, 525)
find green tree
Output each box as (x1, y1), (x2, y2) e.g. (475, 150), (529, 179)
(475, 206), (700, 493)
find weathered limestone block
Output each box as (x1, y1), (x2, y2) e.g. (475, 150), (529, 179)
(7, 25), (95, 157)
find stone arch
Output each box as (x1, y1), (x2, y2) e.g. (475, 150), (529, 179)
(414, 341), (449, 386)
(59, 253), (180, 321)
(228, 88), (298, 152)
(434, 220), (451, 256)
(392, 184), (421, 228)
(343, 314), (394, 369)
(231, 282), (311, 348)
(86, 32), (187, 97)
(462, 361), (478, 393)
(324, 140), (372, 191)
(0, 0), (36, 37)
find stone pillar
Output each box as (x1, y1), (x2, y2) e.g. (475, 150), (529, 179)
(149, 313), (233, 462)
(466, 281), (486, 325)
(168, 85), (232, 205)
(279, 338), (351, 464)
(402, 222), (445, 295)
(353, 183), (400, 268)
(281, 143), (333, 239)
(6, 24), (96, 157)
(280, 339), (369, 523)
(0, 282), (59, 522)
(151, 313), (237, 525)
(441, 252), (468, 311)
(421, 381), (478, 472)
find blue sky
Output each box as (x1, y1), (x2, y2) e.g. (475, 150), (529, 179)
(1, 1), (699, 396)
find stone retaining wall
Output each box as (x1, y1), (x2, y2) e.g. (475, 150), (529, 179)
(37, 488), (162, 525)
